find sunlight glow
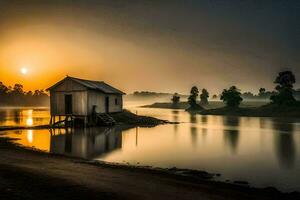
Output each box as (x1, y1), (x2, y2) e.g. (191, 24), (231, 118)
(26, 118), (33, 126)
(26, 110), (33, 126)
(20, 67), (28, 75)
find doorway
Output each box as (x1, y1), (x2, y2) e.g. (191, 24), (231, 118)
(65, 94), (73, 115)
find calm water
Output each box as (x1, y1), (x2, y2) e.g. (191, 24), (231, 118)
(1, 107), (300, 192)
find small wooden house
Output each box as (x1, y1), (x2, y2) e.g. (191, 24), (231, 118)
(47, 76), (125, 125)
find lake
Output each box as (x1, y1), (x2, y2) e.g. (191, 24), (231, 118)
(0, 106), (300, 192)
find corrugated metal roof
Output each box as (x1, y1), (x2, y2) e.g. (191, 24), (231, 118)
(47, 76), (125, 95)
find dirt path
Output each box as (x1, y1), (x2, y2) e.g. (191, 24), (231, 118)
(0, 139), (298, 200)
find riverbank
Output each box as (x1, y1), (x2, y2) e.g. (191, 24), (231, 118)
(0, 110), (171, 132)
(0, 137), (299, 200)
(142, 102), (300, 118)
(142, 101), (268, 110)
(200, 104), (300, 118)
(109, 110), (171, 127)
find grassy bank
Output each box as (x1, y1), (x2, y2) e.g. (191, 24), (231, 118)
(0, 136), (299, 200)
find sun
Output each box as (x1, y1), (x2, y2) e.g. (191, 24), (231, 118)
(20, 67), (28, 75)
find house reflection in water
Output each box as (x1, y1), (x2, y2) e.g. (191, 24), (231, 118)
(49, 127), (122, 159)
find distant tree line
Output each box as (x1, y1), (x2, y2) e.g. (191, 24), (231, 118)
(211, 87), (300, 101)
(217, 70), (299, 107)
(0, 82), (49, 106)
(133, 91), (172, 96)
(171, 70), (300, 110)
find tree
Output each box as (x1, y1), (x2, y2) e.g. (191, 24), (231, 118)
(200, 89), (209, 105)
(270, 70), (296, 105)
(12, 84), (24, 95)
(220, 86), (243, 107)
(188, 86), (199, 108)
(0, 81), (49, 106)
(212, 94), (218, 99)
(242, 92), (254, 99)
(0, 82), (9, 95)
(171, 93), (180, 105)
(26, 91), (33, 96)
(258, 88), (267, 99)
(259, 88), (266, 95)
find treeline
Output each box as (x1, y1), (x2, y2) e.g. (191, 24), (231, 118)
(212, 88), (300, 101)
(171, 70), (300, 109)
(0, 82), (49, 106)
(133, 91), (176, 97)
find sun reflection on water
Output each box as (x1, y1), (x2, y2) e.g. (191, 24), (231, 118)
(26, 118), (33, 126)
(26, 109), (33, 126)
(27, 130), (33, 143)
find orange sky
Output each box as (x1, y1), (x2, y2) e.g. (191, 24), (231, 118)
(0, 1), (299, 94)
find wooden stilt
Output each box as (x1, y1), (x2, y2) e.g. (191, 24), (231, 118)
(58, 116), (61, 127)
(65, 116), (69, 127)
(53, 116), (56, 127)
(84, 116), (87, 127)
(72, 116), (75, 127)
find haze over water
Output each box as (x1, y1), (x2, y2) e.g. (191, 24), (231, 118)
(1, 106), (300, 192)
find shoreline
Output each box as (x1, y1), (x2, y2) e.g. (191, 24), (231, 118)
(141, 102), (300, 118)
(0, 136), (299, 199)
(199, 105), (300, 118)
(0, 110), (175, 132)
(141, 101), (268, 110)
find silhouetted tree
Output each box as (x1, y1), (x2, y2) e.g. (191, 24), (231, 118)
(12, 84), (24, 95)
(0, 82), (49, 106)
(220, 86), (243, 107)
(200, 89), (209, 105)
(270, 70), (297, 105)
(26, 91), (33, 96)
(0, 82), (9, 95)
(242, 92), (254, 99)
(259, 88), (266, 95)
(171, 93), (180, 105)
(188, 86), (199, 108)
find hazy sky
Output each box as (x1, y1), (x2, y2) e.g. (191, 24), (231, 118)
(0, 0), (299, 94)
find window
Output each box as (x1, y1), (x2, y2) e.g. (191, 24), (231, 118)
(115, 98), (118, 105)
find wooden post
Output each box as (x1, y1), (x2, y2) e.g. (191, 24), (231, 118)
(53, 116), (56, 127)
(65, 116), (69, 127)
(49, 116), (53, 126)
(58, 116), (61, 128)
(136, 127), (138, 146)
(84, 116), (87, 127)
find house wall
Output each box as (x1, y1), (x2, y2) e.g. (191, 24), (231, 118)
(50, 79), (88, 116)
(87, 91), (123, 114)
(50, 91), (88, 116)
(49, 78), (123, 116)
